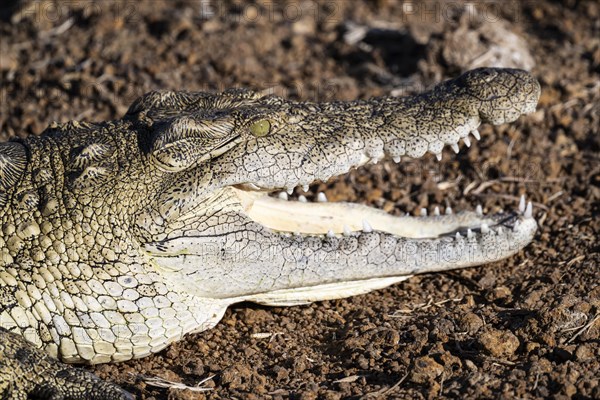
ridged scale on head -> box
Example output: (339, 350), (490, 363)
(65, 134), (117, 191)
(126, 88), (268, 121)
(150, 115), (237, 171)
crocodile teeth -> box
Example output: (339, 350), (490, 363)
(436, 153), (442, 161)
(393, 156), (401, 163)
(317, 192), (328, 202)
(481, 223), (490, 234)
(524, 201), (533, 219)
(302, 184), (309, 192)
(433, 206), (440, 216)
(475, 204), (483, 216)
(471, 129), (481, 140)
(327, 229), (335, 238)
(463, 136), (471, 147)
(455, 232), (462, 239)
(362, 220), (373, 233)
(420, 208), (427, 217)
(445, 207), (452, 215)
(298, 195), (307, 203)
(467, 228), (474, 239)
(519, 195), (526, 213)
(343, 224), (352, 236)
(497, 226), (503, 234)
(278, 192), (289, 201)
(286, 187), (294, 195)
(451, 143), (460, 154)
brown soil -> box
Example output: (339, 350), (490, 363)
(1, 1), (598, 399)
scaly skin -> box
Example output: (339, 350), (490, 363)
(0, 68), (540, 398)
(0, 327), (132, 399)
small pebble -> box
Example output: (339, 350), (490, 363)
(410, 356), (444, 384)
(478, 328), (520, 357)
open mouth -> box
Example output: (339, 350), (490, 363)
(146, 144), (538, 304)
(229, 120), (536, 243)
(235, 184), (535, 241)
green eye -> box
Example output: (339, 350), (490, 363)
(249, 119), (271, 137)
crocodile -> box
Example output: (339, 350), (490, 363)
(0, 68), (540, 398)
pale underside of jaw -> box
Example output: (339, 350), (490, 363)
(238, 187), (534, 241)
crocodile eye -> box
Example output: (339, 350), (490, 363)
(249, 119), (271, 137)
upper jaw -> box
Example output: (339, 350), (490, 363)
(207, 69), (540, 195)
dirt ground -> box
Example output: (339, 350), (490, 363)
(1, 0), (598, 399)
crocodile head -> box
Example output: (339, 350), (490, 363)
(0, 68), (540, 364)
(130, 67), (541, 298)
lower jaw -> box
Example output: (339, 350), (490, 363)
(146, 188), (537, 300)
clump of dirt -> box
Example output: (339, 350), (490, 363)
(1, 0), (598, 399)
